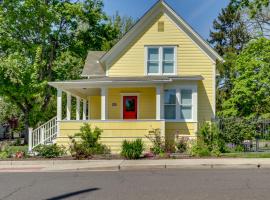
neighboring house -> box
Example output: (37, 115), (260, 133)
(29, 0), (222, 153)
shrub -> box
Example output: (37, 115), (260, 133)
(34, 144), (66, 158)
(69, 123), (110, 159)
(0, 152), (8, 159)
(165, 139), (176, 153)
(190, 140), (211, 157)
(146, 129), (165, 155)
(190, 122), (226, 157)
(176, 137), (188, 153)
(121, 139), (145, 159)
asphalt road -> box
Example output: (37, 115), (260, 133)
(0, 169), (270, 200)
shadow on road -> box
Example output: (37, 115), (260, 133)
(46, 187), (100, 200)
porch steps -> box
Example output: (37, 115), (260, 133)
(28, 117), (58, 152)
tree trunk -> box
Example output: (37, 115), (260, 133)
(23, 119), (30, 145)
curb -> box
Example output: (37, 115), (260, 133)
(1, 159), (270, 172)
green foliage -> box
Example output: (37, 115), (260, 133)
(0, 97), (22, 124)
(176, 137), (188, 153)
(0, 152), (8, 159)
(218, 118), (255, 145)
(232, 0), (269, 17)
(0, 0), (120, 135)
(146, 129), (165, 155)
(33, 144), (66, 158)
(165, 139), (176, 153)
(209, 3), (250, 56)
(69, 123), (110, 159)
(121, 139), (145, 159)
(190, 122), (225, 157)
(220, 38), (270, 118)
(0, 144), (28, 159)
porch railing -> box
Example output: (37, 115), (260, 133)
(28, 116), (58, 152)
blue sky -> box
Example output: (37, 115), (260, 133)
(103, 0), (230, 40)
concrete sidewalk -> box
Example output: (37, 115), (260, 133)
(1, 158), (270, 172)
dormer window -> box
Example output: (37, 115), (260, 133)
(146, 46), (176, 75)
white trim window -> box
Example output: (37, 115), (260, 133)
(180, 89), (192, 120)
(164, 89), (176, 119)
(146, 46), (176, 75)
(164, 85), (197, 122)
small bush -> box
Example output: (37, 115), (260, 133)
(146, 129), (165, 155)
(176, 137), (188, 153)
(190, 140), (211, 157)
(121, 139), (145, 159)
(34, 144), (66, 158)
(69, 123), (110, 159)
(0, 152), (8, 159)
(165, 139), (176, 153)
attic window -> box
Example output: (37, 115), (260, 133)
(158, 21), (164, 32)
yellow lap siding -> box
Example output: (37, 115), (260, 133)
(57, 121), (164, 153)
(107, 87), (156, 120)
(89, 96), (101, 119)
(108, 14), (215, 122)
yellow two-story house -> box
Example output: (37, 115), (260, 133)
(29, 0), (222, 153)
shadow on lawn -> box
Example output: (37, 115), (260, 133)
(46, 187), (100, 200)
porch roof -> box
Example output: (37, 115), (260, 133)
(49, 75), (203, 88)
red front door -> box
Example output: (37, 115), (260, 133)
(123, 96), (137, 119)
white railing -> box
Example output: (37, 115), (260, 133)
(28, 116), (58, 152)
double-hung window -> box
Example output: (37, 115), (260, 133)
(180, 89), (192, 120)
(146, 46), (176, 75)
(164, 87), (197, 121)
(164, 89), (176, 119)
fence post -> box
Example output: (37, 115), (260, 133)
(28, 128), (33, 152)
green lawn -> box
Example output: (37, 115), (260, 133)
(222, 152), (270, 158)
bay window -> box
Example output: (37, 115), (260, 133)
(146, 46), (176, 75)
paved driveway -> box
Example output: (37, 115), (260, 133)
(0, 169), (269, 200)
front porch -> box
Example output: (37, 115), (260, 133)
(43, 76), (201, 153)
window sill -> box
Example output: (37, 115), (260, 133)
(164, 119), (197, 123)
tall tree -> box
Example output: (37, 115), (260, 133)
(220, 38), (270, 118)
(232, 0), (270, 17)
(0, 0), (119, 141)
(209, 3), (250, 56)
(102, 12), (136, 50)
(209, 3), (251, 112)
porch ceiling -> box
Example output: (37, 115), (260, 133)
(48, 75), (203, 98)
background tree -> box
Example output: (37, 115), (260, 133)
(220, 38), (270, 118)
(102, 12), (136, 50)
(0, 0), (119, 142)
(208, 3), (250, 112)
(232, 0), (269, 17)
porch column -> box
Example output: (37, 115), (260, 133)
(66, 92), (71, 120)
(156, 86), (164, 120)
(76, 96), (80, 120)
(101, 87), (108, 120)
(57, 89), (62, 121)
(83, 99), (87, 120)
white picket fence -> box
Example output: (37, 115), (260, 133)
(28, 117), (58, 152)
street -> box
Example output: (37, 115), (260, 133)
(0, 169), (270, 200)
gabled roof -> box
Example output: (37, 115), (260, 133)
(81, 51), (106, 77)
(100, 0), (223, 67)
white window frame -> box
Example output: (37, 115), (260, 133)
(164, 84), (197, 122)
(164, 89), (177, 120)
(145, 46), (177, 75)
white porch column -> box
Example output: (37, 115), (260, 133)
(66, 92), (71, 120)
(156, 86), (164, 120)
(57, 89), (62, 121)
(101, 87), (108, 120)
(83, 99), (87, 120)
(76, 96), (80, 120)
